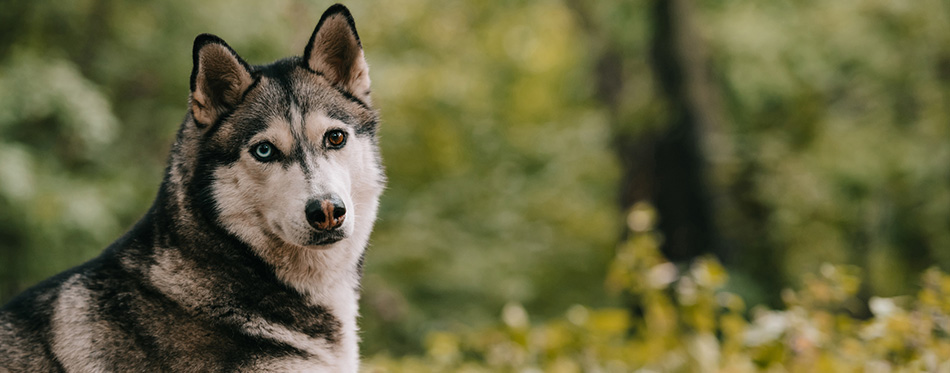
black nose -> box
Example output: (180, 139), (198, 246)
(306, 194), (346, 231)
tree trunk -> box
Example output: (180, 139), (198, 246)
(571, 0), (788, 304)
(623, 0), (720, 262)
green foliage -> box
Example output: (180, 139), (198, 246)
(366, 205), (950, 371)
(697, 0), (950, 298)
(0, 50), (126, 292)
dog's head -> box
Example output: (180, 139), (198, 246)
(173, 5), (383, 253)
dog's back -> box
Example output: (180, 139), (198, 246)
(0, 232), (174, 371)
(1, 265), (82, 372)
(0, 4), (384, 371)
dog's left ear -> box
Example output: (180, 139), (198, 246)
(304, 4), (371, 103)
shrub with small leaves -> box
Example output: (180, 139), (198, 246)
(365, 203), (950, 372)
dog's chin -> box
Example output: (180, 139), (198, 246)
(304, 229), (347, 248)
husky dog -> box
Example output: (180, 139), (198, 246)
(0, 4), (383, 372)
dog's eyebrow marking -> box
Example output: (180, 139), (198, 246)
(325, 107), (353, 124)
(256, 118), (294, 154)
(302, 112), (351, 150)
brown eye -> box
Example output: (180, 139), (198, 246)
(325, 129), (347, 149)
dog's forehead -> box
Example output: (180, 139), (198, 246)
(250, 85), (352, 140)
(225, 77), (358, 136)
(251, 64), (373, 126)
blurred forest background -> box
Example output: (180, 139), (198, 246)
(1, 0), (949, 367)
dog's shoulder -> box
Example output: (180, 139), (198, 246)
(0, 253), (112, 371)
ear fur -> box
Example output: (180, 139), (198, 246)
(189, 34), (254, 128)
(304, 4), (371, 103)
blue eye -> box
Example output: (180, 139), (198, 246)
(252, 142), (277, 161)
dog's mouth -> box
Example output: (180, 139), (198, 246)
(306, 229), (346, 247)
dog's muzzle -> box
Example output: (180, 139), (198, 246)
(306, 194), (346, 231)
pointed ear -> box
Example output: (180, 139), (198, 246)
(304, 4), (371, 102)
(189, 34), (254, 128)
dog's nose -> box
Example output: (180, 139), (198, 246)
(306, 194), (346, 231)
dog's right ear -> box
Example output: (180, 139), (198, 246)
(189, 34), (254, 128)
(304, 4), (371, 102)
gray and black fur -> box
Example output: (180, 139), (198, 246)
(0, 4), (384, 372)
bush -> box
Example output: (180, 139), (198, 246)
(365, 203), (950, 372)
